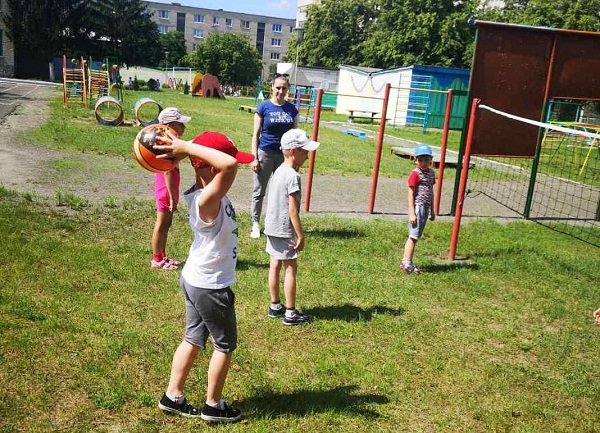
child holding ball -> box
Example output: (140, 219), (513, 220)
(150, 107), (191, 270)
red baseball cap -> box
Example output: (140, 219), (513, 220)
(190, 132), (255, 168)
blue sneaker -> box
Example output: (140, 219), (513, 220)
(283, 309), (311, 326)
(268, 305), (285, 318)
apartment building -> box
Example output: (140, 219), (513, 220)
(296, 0), (321, 28)
(143, 1), (295, 78)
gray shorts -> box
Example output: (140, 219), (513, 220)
(179, 276), (237, 353)
(266, 235), (298, 260)
(408, 204), (429, 240)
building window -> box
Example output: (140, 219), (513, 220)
(226, 18), (233, 27)
(194, 14), (204, 23)
(271, 38), (281, 47)
(158, 25), (168, 34)
(193, 29), (204, 39)
(272, 23), (282, 33)
(270, 52), (280, 60)
(241, 20), (250, 29)
(157, 10), (169, 19)
(212, 16), (220, 26)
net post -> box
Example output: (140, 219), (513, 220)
(368, 83), (391, 214)
(449, 97), (480, 260)
(304, 89), (323, 212)
(435, 89), (453, 215)
(523, 114), (547, 218)
(525, 34), (557, 218)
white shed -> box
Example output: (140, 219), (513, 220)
(336, 64), (471, 128)
(336, 65), (414, 126)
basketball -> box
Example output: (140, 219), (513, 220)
(132, 124), (178, 173)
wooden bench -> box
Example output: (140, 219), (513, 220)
(347, 109), (390, 124)
(238, 105), (255, 113)
(348, 109), (377, 123)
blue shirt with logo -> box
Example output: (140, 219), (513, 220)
(256, 100), (298, 153)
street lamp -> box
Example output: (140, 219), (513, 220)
(164, 51), (169, 72)
(293, 27), (304, 106)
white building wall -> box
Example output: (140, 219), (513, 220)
(337, 67), (414, 125)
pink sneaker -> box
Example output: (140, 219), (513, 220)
(165, 257), (181, 267)
(400, 261), (414, 274)
(412, 265), (424, 274)
(151, 258), (178, 271)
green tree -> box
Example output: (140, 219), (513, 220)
(485, 0), (600, 31)
(2, 0), (89, 75)
(2, 0), (160, 74)
(294, 0), (377, 68)
(86, 0), (160, 66)
(182, 32), (262, 85)
(360, 0), (477, 69)
(159, 31), (187, 68)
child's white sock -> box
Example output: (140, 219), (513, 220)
(166, 393), (185, 404)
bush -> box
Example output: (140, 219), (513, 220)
(147, 78), (157, 91)
(133, 77), (146, 91)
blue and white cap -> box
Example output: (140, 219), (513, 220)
(414, 144), (433, 157)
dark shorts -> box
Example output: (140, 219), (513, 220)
(179, 276), (237, 353)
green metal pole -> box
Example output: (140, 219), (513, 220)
(523, 111), (547, 218)
(524, 34), (558, 218)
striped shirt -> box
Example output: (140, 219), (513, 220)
(408, 167), (435, 206)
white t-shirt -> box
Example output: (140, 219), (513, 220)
(264, 164), (301, 238)
(181, 186), (238, 289)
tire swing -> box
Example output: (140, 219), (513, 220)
(94, 95), (124, 126)
(133, 97), (163, 126)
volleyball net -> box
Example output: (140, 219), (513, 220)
(464, 103), (600, 247)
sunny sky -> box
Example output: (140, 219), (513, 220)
(151, 0), (298, 20)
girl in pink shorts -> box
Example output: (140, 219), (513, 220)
(151, 107), (192, 270)
(151, 167), (181, 270)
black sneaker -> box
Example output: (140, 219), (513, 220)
(201, 400), (242, 423)
(268, 305), (285, 318)
(158, 393), (200, 417)
(283, 309), (312, 326)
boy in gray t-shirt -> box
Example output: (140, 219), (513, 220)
(264, 129), (320, 325)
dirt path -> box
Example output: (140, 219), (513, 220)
(0, 84), (520, 222)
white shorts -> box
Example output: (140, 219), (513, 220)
(266, 235), (298, 260)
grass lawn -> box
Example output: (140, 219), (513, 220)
(1, 89), (599, 432)
(27, 88), (456, 179)
(1, 187), (598, 432)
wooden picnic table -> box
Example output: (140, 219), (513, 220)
(348, 109), (379, 123)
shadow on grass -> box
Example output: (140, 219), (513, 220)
(424, 262), (479, 273)
(305, 304), (404, 322)
(237, 259), (270, 270)
(307, 228), (365, 239)
(241, 384), (389, 419)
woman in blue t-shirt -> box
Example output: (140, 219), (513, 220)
(249, 73), (299, 239)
